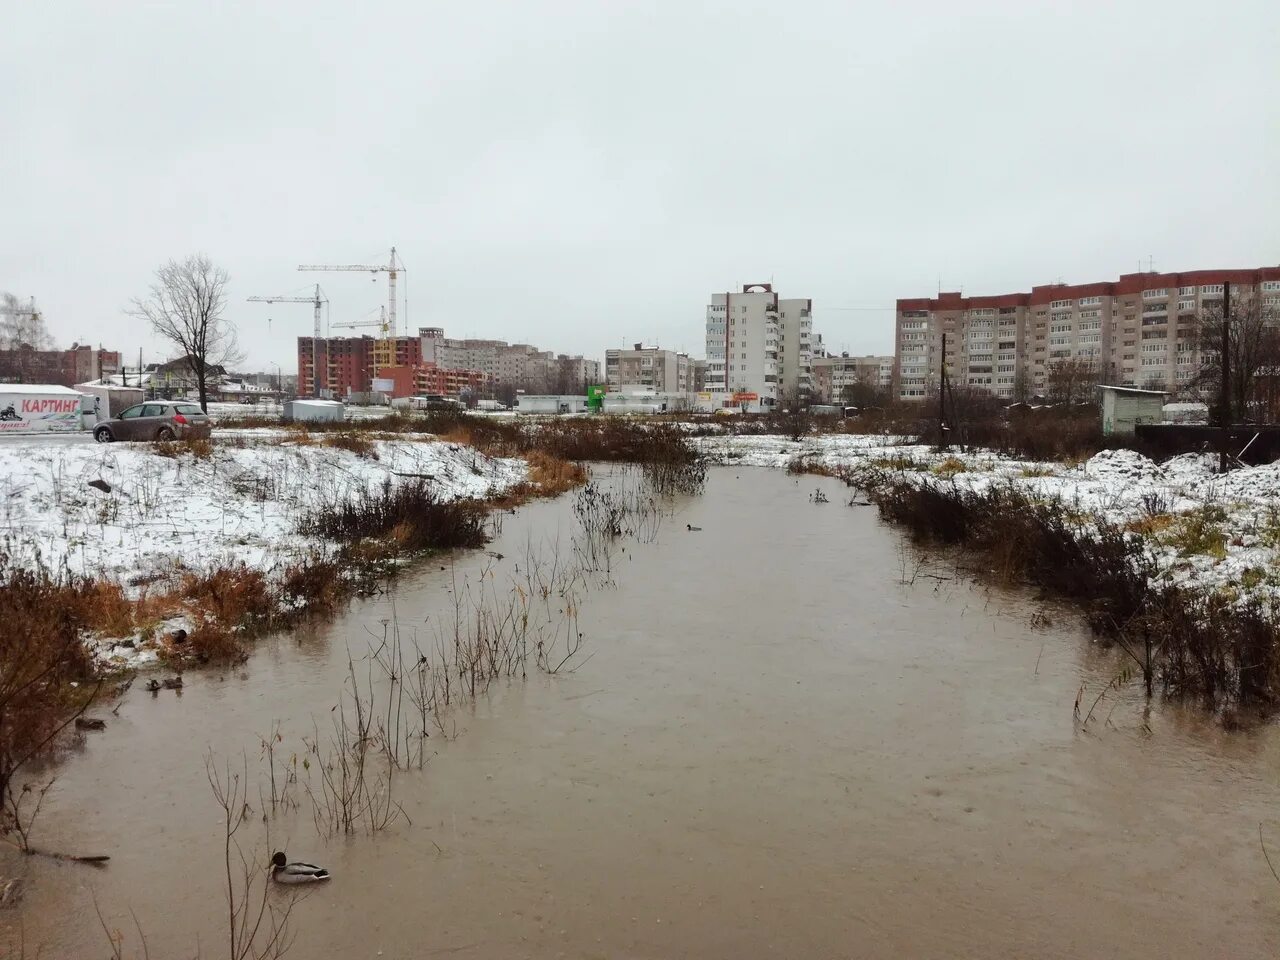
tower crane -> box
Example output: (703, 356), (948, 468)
(332, 307), (392, 376)
(246, 284), (327, 397)
(298, 247), (403, 338)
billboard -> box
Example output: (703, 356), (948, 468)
(371, 378), (395, 393)
(0, 389), (86, 432)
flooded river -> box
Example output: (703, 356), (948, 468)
(5, 467), (1280, 958)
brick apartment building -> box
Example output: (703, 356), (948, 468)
(0, 343), (121, 386)
(298, 327), (599, 399)
(894, 266), (1280, 401)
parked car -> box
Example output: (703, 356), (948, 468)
(93, 401), (213, 442)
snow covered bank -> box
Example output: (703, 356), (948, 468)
(695, 433), (1280, 604)
(0, 433), (527, 585)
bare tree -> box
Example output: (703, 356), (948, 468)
(776, 385), (810, 441)
(0, 293), (54, 351)
(1046, 358), (1101, 404)
(127, 256), (242, 412)
(0, 294), (56, 382)
(840, 380), (889, 410)
(1194, 291), (1280, 423)
(1010, 369), (1031, 404)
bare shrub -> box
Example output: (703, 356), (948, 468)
(298, 480), (488, 553)
(0, 555), (102, 849)
(320, 433), (378, 459)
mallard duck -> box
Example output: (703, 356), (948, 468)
(686, 524), (702, 531)
(270, 851), (330, 884)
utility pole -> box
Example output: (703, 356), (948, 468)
(1220, 282), (1232, 473)
(937, 331), (949, 451)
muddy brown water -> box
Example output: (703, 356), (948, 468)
(4, 467), (1280, 958)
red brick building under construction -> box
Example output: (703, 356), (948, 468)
(297, 335), (484, 399)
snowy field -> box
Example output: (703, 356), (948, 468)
(0, 432), (526, 585)
(695, 433), (1280, 604)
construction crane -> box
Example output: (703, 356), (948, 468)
(332, 307), (392, 375)
(246, 284), (327, 397)
(298, 247), (403, 338)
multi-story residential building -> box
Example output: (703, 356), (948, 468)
(419, 328), (597, 393)
(704, 284), (816, 408)
(811, 354), (895, 403)
(0, 342), (122, 386)
(298, 329), (598, 399)
(894, 266), (1280, 401)
(691, 359), (707, 392)
(604, 344), (691, 393)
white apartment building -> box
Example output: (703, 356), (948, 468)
(704, 284), (815, 408)
(605, 344), (691, 393)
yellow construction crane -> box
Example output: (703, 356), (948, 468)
(246, 284), (327, 397)
(298, 247), (403, 337)
(332, 307), (392, 375)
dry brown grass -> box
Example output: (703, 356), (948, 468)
(1125, 514), (1176, 536)
(320, 432), (378, 459)
(786, 458), (838, 477)
(151, 436), (214, 459)
(523, 451), (588, 495)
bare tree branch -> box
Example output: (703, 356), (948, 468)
(126, 255), (243, 412)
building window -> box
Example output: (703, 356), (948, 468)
(1143, 288), (1168, 299)
(1077, 296), (1102, 306)
(1200, 284), (1224, 295)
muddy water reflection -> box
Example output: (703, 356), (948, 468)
(7, 467), (1280, 958)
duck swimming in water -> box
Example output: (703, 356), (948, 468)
(686, 524), (702, 531)
(270, 851), (330, 884)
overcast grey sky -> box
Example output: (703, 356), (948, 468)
(3, 0), (1278, 371)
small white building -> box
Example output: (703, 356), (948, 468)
(516, 395), (588, 415)
(1099, 385), (1167, 436)
(284, 399), (346, 423)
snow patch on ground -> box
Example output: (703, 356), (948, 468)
(0, 432), (527, 586)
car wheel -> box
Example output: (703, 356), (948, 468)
(156, 426), (176, 441)
(94, 427), (113, 443)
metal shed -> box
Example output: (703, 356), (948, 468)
(1099, 385), (1168, 436)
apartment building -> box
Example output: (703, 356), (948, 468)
(705, 284), (815, 407)
(299, 329), (598, 399)
(895, 266), (1280, 401)
(811, 354), (895, 403)
(604, 344), (691, 393)
(0, 342), (122, 386)
(420, 327), (598, 392)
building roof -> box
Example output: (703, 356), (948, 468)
(0, 383), (85, 396)
(1097, 384), (1169, 396)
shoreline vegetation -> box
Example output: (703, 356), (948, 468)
(855, 471), (1278, 720)
(0, 414), (711, 857)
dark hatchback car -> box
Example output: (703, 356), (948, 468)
(93, 401), (213, 442)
